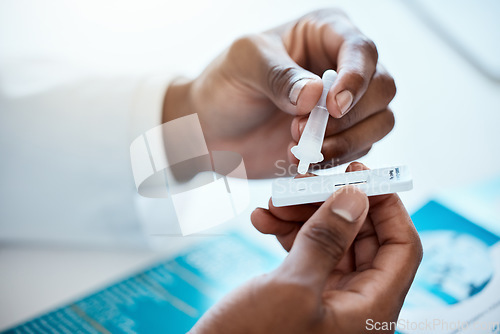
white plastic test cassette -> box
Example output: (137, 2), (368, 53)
(272, 166), (413, 207)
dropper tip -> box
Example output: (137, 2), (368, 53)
(297, 160), (310, 174)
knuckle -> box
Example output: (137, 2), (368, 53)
(228, 34), (259, 55)
(377, 71), (397, 103)
(379, 108), (396, 134)
(363, 145), (373, 157)
(417, 242), (424, 265)
(386, 109), (396, 130)
(226, 34), (261, 69)
(350, 35), (379, 63)
(384, 75), (397, 101)
(411, 229), (424, 265)
(303, 224), (348, 262)
(267, 65), (296, 97)
(365, 38), (379, 63)
(343, 69), (368, 91)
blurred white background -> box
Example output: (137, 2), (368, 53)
(1, 0), (499, 330)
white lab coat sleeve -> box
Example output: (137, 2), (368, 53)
(128, 75), (172, 143)
(0, 66), (174, 247)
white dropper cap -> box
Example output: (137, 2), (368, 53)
(291, 70), (337, 174)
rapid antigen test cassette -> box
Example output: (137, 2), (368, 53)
(272, 166), (413, 207)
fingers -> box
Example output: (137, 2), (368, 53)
(341, 163), (422, 300)
(251, 189), (319, 251)
(365, 195), (423, 293)
(288, 109), (394, 166)
(321, 110), (393, 162)
(345, 161), (369, 173)
(251, 208), (297, 235)
(226, 34), (323, 116)
(320, 15), (378, 117)
(277, 186), (369, 292)
(252, 174), (320, 251)
(279, 10), (381, 118)
(326, 37), (377, 117)
(251, 208), (304, 251)
(267, 198), (319, 222)
(290, 65), (396, 141)
(330, 65), (395, 133)
(345, 163), (379, 271)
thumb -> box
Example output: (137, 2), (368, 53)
(278, 186), (369, 290)
(263, 60), (323, 115)
(233, 35), (323, 115)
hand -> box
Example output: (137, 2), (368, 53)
(163, 9), (396, 178)
(190, 162), (422, 333)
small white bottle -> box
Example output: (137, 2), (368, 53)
(291, 70), (337, 174)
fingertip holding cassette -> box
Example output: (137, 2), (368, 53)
(272, 166), (413, 207)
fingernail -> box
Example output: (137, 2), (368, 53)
(336, 90), (353, 115)
(330, 187), (367, 223)
(298, 119), (307, 134)
(289, 79), (311, 105)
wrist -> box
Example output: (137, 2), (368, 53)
(162, 76), (196, 124)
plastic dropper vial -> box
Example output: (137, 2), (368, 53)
(291, 70), (338, 174)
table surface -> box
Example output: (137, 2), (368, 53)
(1, 0), (499, 330)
